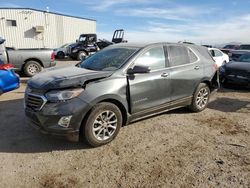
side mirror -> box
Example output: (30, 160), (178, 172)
(127, 65), (150, 74)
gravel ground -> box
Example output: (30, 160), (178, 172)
(0, 60), (250, 187)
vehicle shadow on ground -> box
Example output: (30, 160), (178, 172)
(208, 97), (250, 113)
(0, 99), (90, 153)
(208, 87), (250, 113)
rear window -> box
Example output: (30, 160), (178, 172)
(239, 45), (250, 50)
(168, 46), (189, 66)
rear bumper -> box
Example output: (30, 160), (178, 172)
(50, 61), (56, 67)
(43, 61), (56, 68)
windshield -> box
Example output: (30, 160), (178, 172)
(79, 36), (87, 43)
(223, 45), (234, 49)
(80, 47), (138, 71)
(238, 54), (250, 63)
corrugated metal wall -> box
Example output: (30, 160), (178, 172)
(0, 9), (96, 48)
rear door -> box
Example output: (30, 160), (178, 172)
(128, 45), (171, 114)
(167, 45), (203, 101)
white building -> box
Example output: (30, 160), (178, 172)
(0, 8), (96, 48)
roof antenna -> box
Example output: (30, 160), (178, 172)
(46, 6), (50, 12)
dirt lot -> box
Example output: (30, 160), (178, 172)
(0, 61), (250, 187)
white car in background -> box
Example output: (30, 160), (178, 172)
(208, 48), (229, 67)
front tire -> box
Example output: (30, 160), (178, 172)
(189, 83), (210, 112)
(77, 51), (87, 61)
(23, 61), (42, 77)
(82, 102), (122, 147)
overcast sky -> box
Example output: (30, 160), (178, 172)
(0, 0), (250, 45)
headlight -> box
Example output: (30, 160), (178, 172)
(72, 49), (78, 53)
(45, 88), (84, 102)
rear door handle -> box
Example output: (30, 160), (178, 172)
(194, 66), (200, 70)
(161, 73), (169, 77)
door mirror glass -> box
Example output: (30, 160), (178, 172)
(127, 65), (150, 74)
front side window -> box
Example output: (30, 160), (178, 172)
(134, 46), (166, 71)
(168, 46), (189, 66)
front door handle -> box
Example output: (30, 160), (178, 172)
(161, 73), (169, 77)
(194, 66), (200, 70)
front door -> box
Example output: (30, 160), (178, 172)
(128, 45), (171, 114)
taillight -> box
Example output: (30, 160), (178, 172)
(0, 63), (14, 70)
(51, 52), (55, 60)
(213, 63), (218, 70)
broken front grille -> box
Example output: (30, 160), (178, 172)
(26, 93), (47, 111)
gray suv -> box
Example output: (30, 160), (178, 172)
(25, 43), (218, 147)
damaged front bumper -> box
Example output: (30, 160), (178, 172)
(25, 97), (91, 142)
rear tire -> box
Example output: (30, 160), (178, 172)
(189, 83), (210, 112)
(82, 102), (122, 147)
(23, 61), (42, 77)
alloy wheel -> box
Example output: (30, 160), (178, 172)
(92, 110), (118, 141)
(196, 88), (209, 109)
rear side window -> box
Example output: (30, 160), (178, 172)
(134, 46), (166, 71)
(168, 46), (189, 66)
(239, 45), (250, 50)
(188, 49), (198, 63)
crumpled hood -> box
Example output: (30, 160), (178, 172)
(27, 66), (113, 90)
